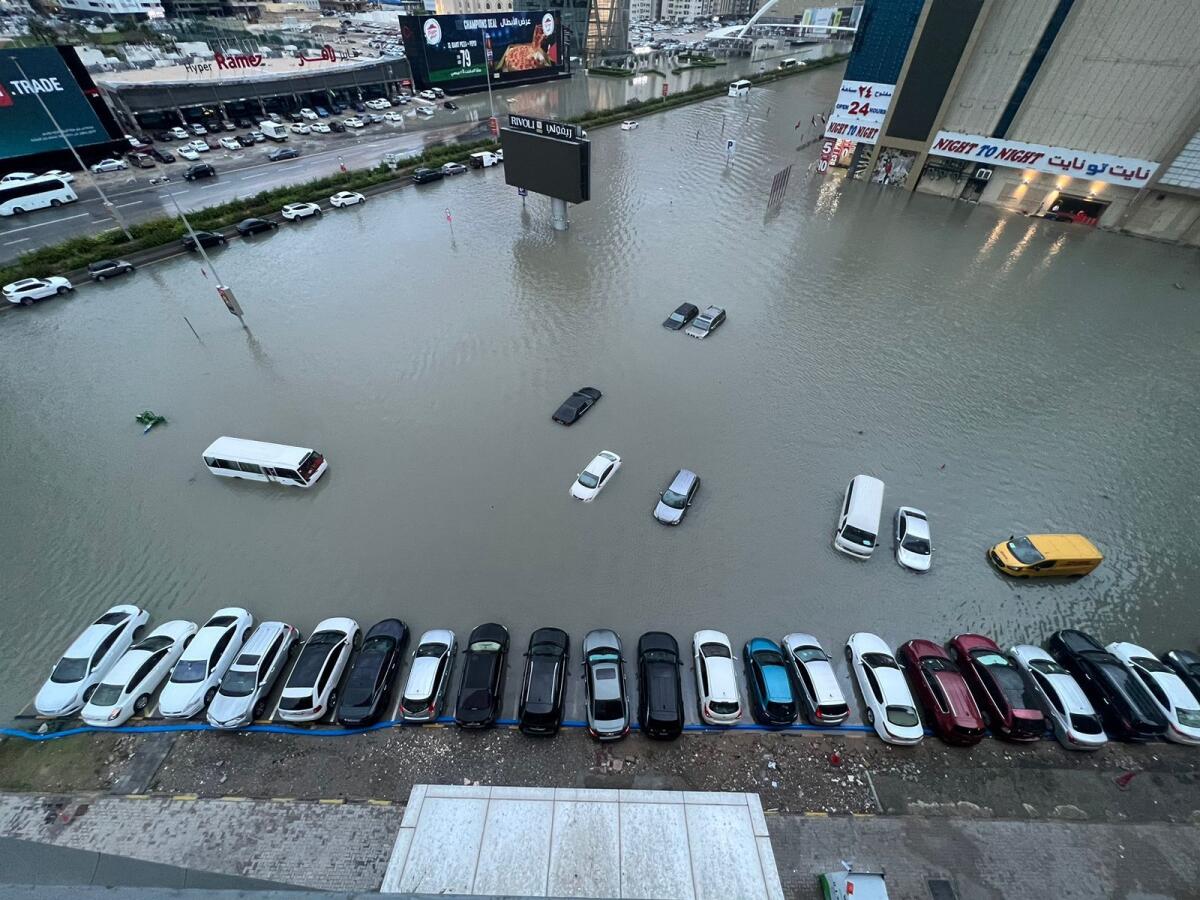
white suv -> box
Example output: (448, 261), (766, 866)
(693, 630), (741, 725)
(4, 276), (73, 306)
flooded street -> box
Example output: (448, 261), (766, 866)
(2, 62), (1198, 724)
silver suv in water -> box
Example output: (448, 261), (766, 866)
(653, 469), (700, 525)
(207, 621), (300, 729)
(684, 305), (726, 339)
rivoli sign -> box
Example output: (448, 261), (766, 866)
(930, 131), (1159, 188)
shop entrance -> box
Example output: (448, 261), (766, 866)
(1040, 193), (1110, 226)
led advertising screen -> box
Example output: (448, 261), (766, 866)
(0, 47), (113, 163)
(500, 126), (589, 204)
(399, 12), (566, 92)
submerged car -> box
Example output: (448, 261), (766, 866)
(894, 507), (932, 572)
(743, 638), (797, 726)
(441, 162), (468, 176)
(181, 231), (225, 250)
(4, 277), (73, 305)
(235, 217), (278, 236)
(411, 167), (443, 184)
(637, 631), (683, 739)
(621, 120), (639, 131)
(652, 468), (699, 525)
(1108, 641), (1200, 745)
(781, 633), (849, 725)
(662, 302), (699, 330)
(1010, 644), (1106, 750)
(207, 621), (301, 729)
(276, 618), (360, 723)
(1047, 629), (1167, 741)
(584, 629), (629, 740)
(336, 619), (408, 727)
(684, 305), (726, 339)
(81, 620), (197, 727)
(158, 607), (253, 719)
(330, 191), (365, 207)
(401, 629), (457, 723)
(898, 639), (984, 745)
(455, 623), (508, 728)
(949, 633), (1045, 741)
(570, 450), (621, 501)
(552, 387), (602, 425)
(693, 629), (741, 725)
(518, 627), (570, 735)
(281, 202), (321, 221)
(35, 605), (149, 717)
(846, 632), (922, 745)
(87, 259), (135, 282)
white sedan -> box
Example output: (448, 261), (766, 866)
(188, 140), (210, 153)
(4, 276), (74, 306)
(894, 507), (932, 572)
(344, 117), (366, 129)
(569, 450), (621, 502)
(621, 120), (639, 131)
(81, 620), (197, 727)
(157, 607), (254, 719)
(312, 122), (332, 134)
(1, 171), (37, 184)
(1108, 641), (1200, 745)
(385, 112), (404, 123)
(1010, 644), (1106, 750)
(291, 123), (312, 135)
(169, 126), (190, 140)
(330, 190), (366, 208)
(416, 106), (435, 117)
(419, 90), (437, 100)
(276, 617), (360, 723)
(42, 169), (75, 183)
(178, 146), (200, 161)
(219, 137), (241, 151)
(35, 605), (150, 717)
(846, 632), (923, 745)
(281, 202), (322, 221)
(90, 158), (128, 173)
(693, 630), (741, 725)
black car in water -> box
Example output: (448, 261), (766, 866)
(336, 619), (408, 727)
(518, 627), (569, 736)
(87, 258), (135, 281)
(411, 167), (444, 184)
(455, 623), (509, 728)
(1163, 649), (1200, 701)
(637, 632), (684, 739)
(1047, 630), (1168, 741)
(662, 303), (699, 330)
(184, 163), (216, 181)
(236, 217), (278, 236)
(552, 387), (602, 425)
(181, 230), (226, 250)
(268, 147), (300, 162)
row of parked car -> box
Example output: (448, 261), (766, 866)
(33, 605), (1200, 750)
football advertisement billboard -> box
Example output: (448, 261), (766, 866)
(399, 12), (566, 92)
(0, 47), (114, 163)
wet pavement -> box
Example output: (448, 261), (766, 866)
(2, 59), (1199, 734)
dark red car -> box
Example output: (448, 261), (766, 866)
(899, 639), (985, 745)
(949, 633), (1045, 741)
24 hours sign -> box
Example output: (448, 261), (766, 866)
(823, 80), (894, 145)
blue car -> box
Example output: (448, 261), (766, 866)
(315, 106), (330, 118)
(743, 638), (798, 726)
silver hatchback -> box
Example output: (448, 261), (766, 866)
(653, 469), (700, 525)
(583, 629), (628, 740)
(207, 621), (300, 729)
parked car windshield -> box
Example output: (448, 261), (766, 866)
(1007, 537), (1045, 564)
(220, 669), (257, 697)
(862, 653), (897, 669)
(416, 643), (447, 658)
(841, 524), (876, 548)
(886, 705), (919, 727)
(901, 534), (931, 554)
(89, 683), (123, 707)
(50, 657), (88, 683)
(171, 659), (207, 683)
(701, 642), (731, 659)
(578, 471), (600, 489)
(1177, 708), (1200, 728)
(661, 488), (688, 510)
(792, 646), (828, 664)
(1029, 658), (1069, 676)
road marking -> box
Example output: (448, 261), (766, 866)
(278, 164), (303, 171)
(116, 200), (143, 208)
(0, 212), (89, 237)
(171, 794), (199, 801)
(318, 798), (345, 805)
(240, 172), (270, 180)
(3, 237), (29, 246)
(367, 799), (393, 806)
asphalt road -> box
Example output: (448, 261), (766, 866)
(0, 115), (490, 265)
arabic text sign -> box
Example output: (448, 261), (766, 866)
(930, 131), (1159, 188)
(823, 79), (893, 146)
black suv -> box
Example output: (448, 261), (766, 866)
(268, 147), (300, 162)
(181, 230), (226, 251)
(517, 628), (569, 735)
(1047, 630), (1168, 741)
(637, 632), (684, 739)
(148, 148), (175, 164)
(184, 163), (216, 181)
(236, 217), (278, 236)
(87, 259), (135, 282)
(411, 167), (444, 184)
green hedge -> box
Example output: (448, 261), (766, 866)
(587, 66), (634, 77)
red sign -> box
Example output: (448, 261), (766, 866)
(662, 84), (669, 98)
(215, 52), (264, 70)
(0, 83), (11, 108)
(488, 116), (499, 136)
(298, 45), (338, 67)
(817, 137), (836, 174)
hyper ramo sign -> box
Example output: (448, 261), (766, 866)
(0, 47), (112, 163)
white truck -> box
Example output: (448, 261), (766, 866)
(259, 121), (289, 142)
(468, 151), (500, 169)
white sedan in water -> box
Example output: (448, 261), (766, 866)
(281, 202), (322, 221)
(621, 120), (639, 131)
(569, 450), (621, 502)
(846, 632), (923, 745)
(312, 122), (332, 134)
(157, 607), (254, 719)
(35, 605), (149, 717)
(178, 146), (200, 161)
(330, 190), (365, 208)
(1108, 641), (1200, 745)
(90, 158), (128, 173)
(42, 169), (75, 183)
(81, 620), (197, 727)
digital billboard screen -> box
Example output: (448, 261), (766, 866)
(399, 12), (566, 92)
(0, 47), (114, 163)
(500, 127), (589, 204)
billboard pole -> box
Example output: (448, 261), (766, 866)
(9, 54), (133, 242)
(482, 31), (496, 121)
(164, 188), (245, 328)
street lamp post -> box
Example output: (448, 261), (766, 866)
(9, 54), (133, 242)
(163, 188), (245, 327)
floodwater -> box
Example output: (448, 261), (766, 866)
(2, 62), (1198, 726)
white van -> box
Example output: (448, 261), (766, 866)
(469, 151), (499, 169)
(202, 436), (328, 488)
(834, 475), (884, 558)
(728, 79), (751, 97)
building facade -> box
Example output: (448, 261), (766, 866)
(434, 0), (513, 13)
(585, 0), (627, 55)
(56, 0), (164, 18)
(819, 0), (1200, 245)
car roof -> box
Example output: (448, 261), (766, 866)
(849, 632), (892, 656)
(704, 656), (738, 701)
(902, 638), (949, 660)
(62, 605), (139, 656)
(530, 627), (568, 648)
(1054, 629), (1104, 654)
(747, 637), (781, 655)
(235, 621), (291, 660)
(873, 665), (910, 702)
(699, 305), (722, 317)
(761, 664), (792, 701)
(902, 512), (930, 538)
(668, 469), (697, 491)
(584, 454), (614, 475)
(1026, 533), (1102, 559)
(694, 629), (730, 647)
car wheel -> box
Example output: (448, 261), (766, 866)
(20, 296), (34, 307)
(204, 688), (217, 706)
(864, 707), (875, 725)
(253, 700), (266, 719)
(11, 206), (25, 214)
(134, 694), (150, 713)
(50, 199), (62, 208)
(96, 274), (106, 282)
